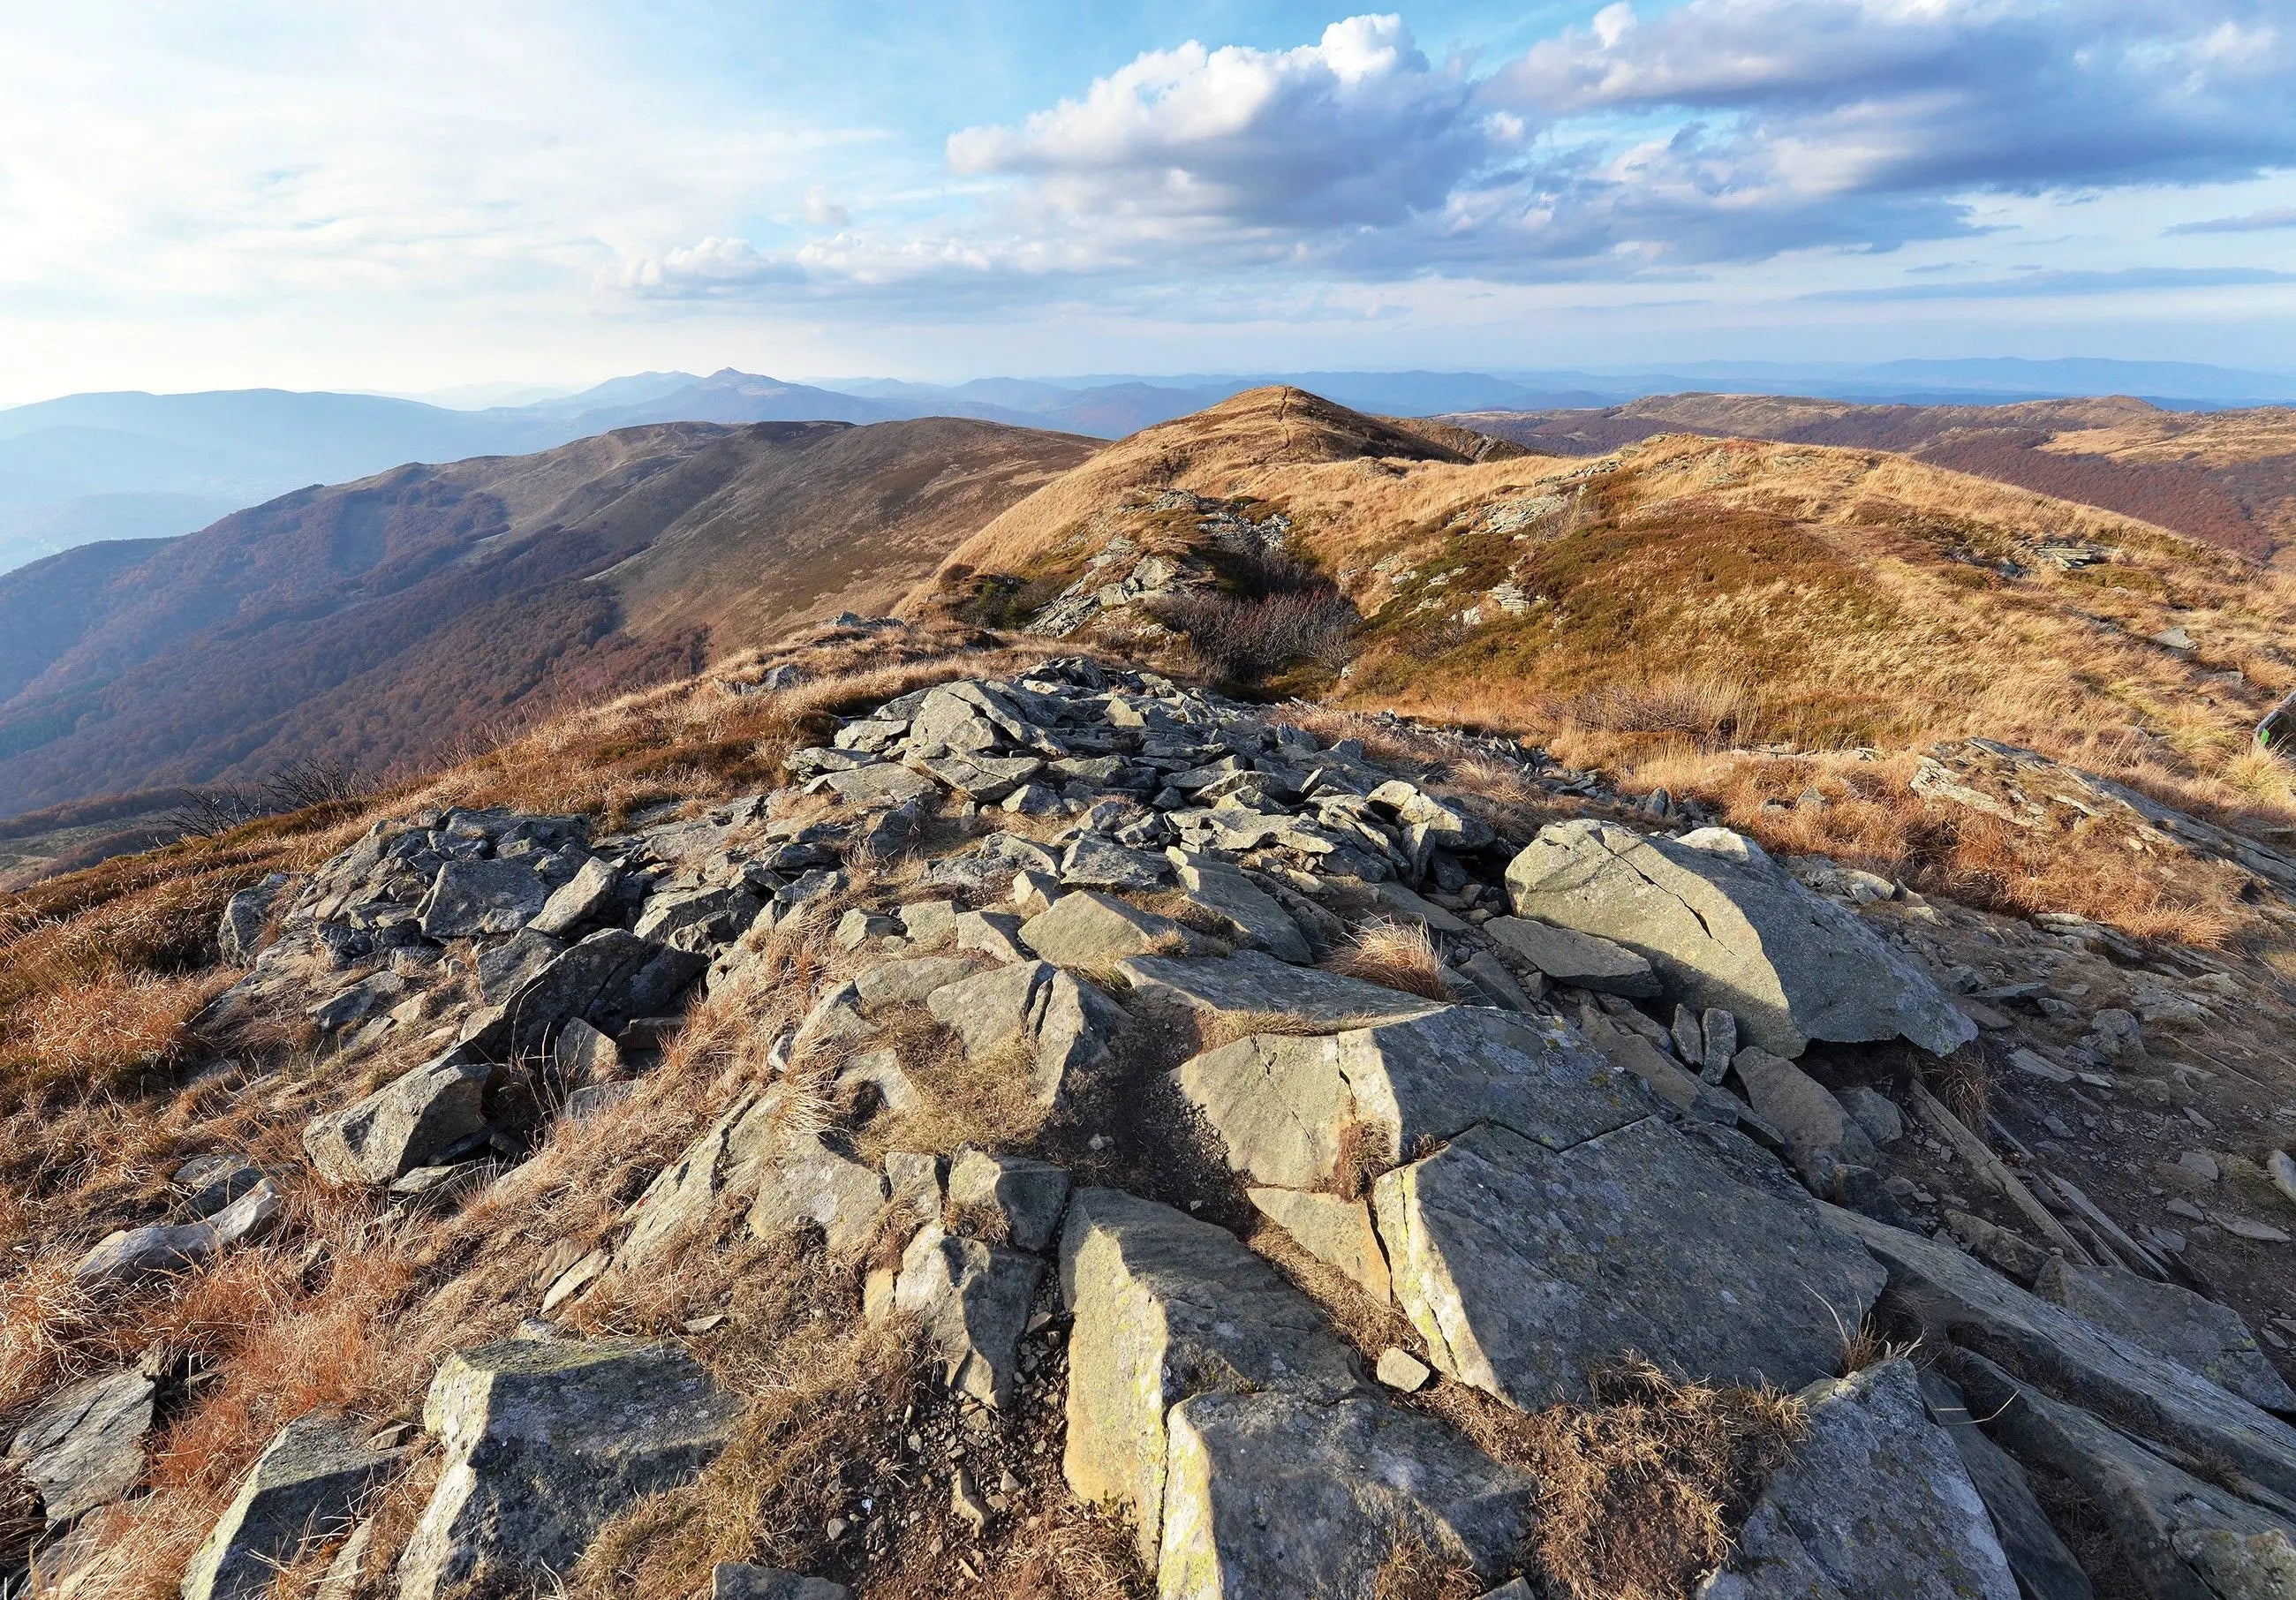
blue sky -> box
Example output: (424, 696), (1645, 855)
(3, 0), (2293, 403)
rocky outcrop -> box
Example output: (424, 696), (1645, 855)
(396, 1339), (740, 1599)
(1506, 819), (1975, 1056)
(925, 961), (1126, 1105)
(892, 1222), (1042, 1408)
(7, 1362), (159, 1527)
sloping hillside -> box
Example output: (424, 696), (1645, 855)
(0, 419), (1095, 819)
(1444, 394), (2296, 562)
(911, 387), (2296, 936)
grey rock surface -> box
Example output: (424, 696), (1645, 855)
(1376, 1119), (1884, 1406)
(1116, 950), (1442, 1033)
(1917, 1369), (2097, 1600)
(746, 1136), (888, 1252)
(1169, 854), (1312, 963)
(711, 1565), (851, 1600)
(8, 1364), (156, 1525)
(1482, 915), (1658, 996)
(1249, 1186), (1392, 1302)
(502, 930), (706, 1060)
(1021, 890), (1195, 968)
(945, 1149), (1070, 1251)
(396, 1339), (740, 1599)
(1159, 1389), (1534, 1598)
(74, 1178), (285, 1285)
(925, 960), (1126, 1105)
(893, 1222), (1043, 1408)
(528, 856), (620, 937)
(1824, 1205), (2296, 1507)
(1697, 1360), (2017, 1600)
(2032, 1258), (2296, 1415)
(1505, 820), (1975, 1056)
(1061, 1188), (1364, 1561)
(181, 1411), (400, 1600)
(417, 858), (551, 940)
(305, 1051), (491, 1185)
(1732, 1046), (1874, 1183)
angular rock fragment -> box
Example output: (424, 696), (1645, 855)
(1159, 1389), (1532, 1597)
(417, 859), (551, 940)
(1061, 834), (1169, 891)
(1168, 854), (1312, 963)
(1249, 1186), (1391, 1301)
(181, 1412), (401, 1600)
(217, 874), (291, 964)
(2032, 1258), (2296, 1415)
(74, 1178), (285, 1286)
(305, 1051), (491, 1185)
(502, 930), (706, 1060)
(1482, 916), (1658, 996)
(476, 927), (563, 1003)
(527, 856), (621, 937)
(1115, 951), (1441, 1034)
(1376, 1119), (1884, 1406)
(8, 1363), (157, 1525)
(824, 762), (937, 809)
(1021, 890), (1195, 968)
(1732, 1047), (1875, 1184)
(174, 1153), (266, 1219)
(1505, 820), (1975, 1056)
(1177, 1006), (1647, 1192)
(711, 1565), (851, 1600)
(1698, 1360), (2017, 1600)
(893, 1222), (1042, 1408)
(851, 953), (980, 1011)
(633, 884), (761, 948)
(746, 1136), (888, 1252)
(1916, 1370), (2098, 1600)
(925, 961), (1126, 1105)
(945, 1149), (1069, 1251)
(396, 1339), (740, 1599)
(1824, 1205), (2296, 1506)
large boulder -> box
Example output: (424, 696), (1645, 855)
(1504, 820), (1974, 1057)
(304, 1051), (491, 1185)
(500, 930), (706, 1060)
(1374, 1119), (1884, 1407)
(396, 1339), (740, 1599)
(944, 1150), (1069, 1252)
(7, 1363), (157, 1526)
(417, 859), (552, 940)
(1697, 1359), (2017, 1600)
(181, 1412), (401, 1600)
(1175, 1006), (1650, 1193)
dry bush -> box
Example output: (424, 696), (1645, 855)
(1327, 919), (1453, 1002)
(1548, 675), (1760, 747)
(1149, 586), (1360, 682)
(1433, 1361), (1805, 1600)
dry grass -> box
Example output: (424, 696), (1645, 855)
(1431, 1362), (1805, 1600)
(1326, 919), (1453, 1002)
(1371, 1542), (1484, 1600)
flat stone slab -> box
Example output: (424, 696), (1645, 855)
(1249, 1187), (1391, 1302)
(746, 1136), (888, 1253)
(397, 1339), (741, 1600)
(824, 763), (938, 809)
(1824, 1204), (2296, 1508)
(1114, 951), (1443, 1033)
(8, 1364), (155, 1525)
(1159, 1389), (1534, 1598)
(1698, 1360), (2017, 1600)
(1170, 855), (1312, 964)
(1375, 1119), (1884, 1407)
(1505, 820), (1974, 1057)
(893, 1222), (1042, 1408)
(182, 1411), (401, 1600)
(1915, 1370), (2097, 1600)
(1177, 1006), (1650, 1192)
(2032, 1257), (2296, 1415)
(1483, 916), (1658, 996)
(1021, 890), (1195, 968)
(418, 858), (551, 940)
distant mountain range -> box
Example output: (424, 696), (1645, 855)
(4, 357), (2292, 574)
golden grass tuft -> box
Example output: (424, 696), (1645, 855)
(1432, 1361), (1805, 1600)
(1370, 1542), (1484, 1600)
(1326, 919), (1453, 1001)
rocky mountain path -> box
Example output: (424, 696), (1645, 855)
(7, 646), (2294, 1599)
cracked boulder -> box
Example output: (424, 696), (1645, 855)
(1375, 1118), (1884, 1406)
(417, 858), (552, 940)
(1176, 1005), (1650, 1193)
(1505, 819), (1975, 1057)
(396, 1339), (740, 1600)
(1697, 1359), (2017, 1600)
(304, 1050), (492, 1185)
(181, 1411), (402, 1600)
(500, 930), (706, 1060)
(925, 961), (1126, 1105)
(1061, 1189), (1532, 1594)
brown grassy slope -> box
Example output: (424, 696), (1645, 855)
(906, 388), (2296, 934)
(0, 419), (1092, 821)
(1443, 394), (2296, 562)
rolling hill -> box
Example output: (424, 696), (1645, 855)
(0, 416), (1095, 820)
(1442, 393), (2296, 562)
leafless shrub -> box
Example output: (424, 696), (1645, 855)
(163, 757), (370, 839)
(1148, 587), (1360, 681)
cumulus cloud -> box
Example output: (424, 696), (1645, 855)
(607, 3), (2296, 306)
